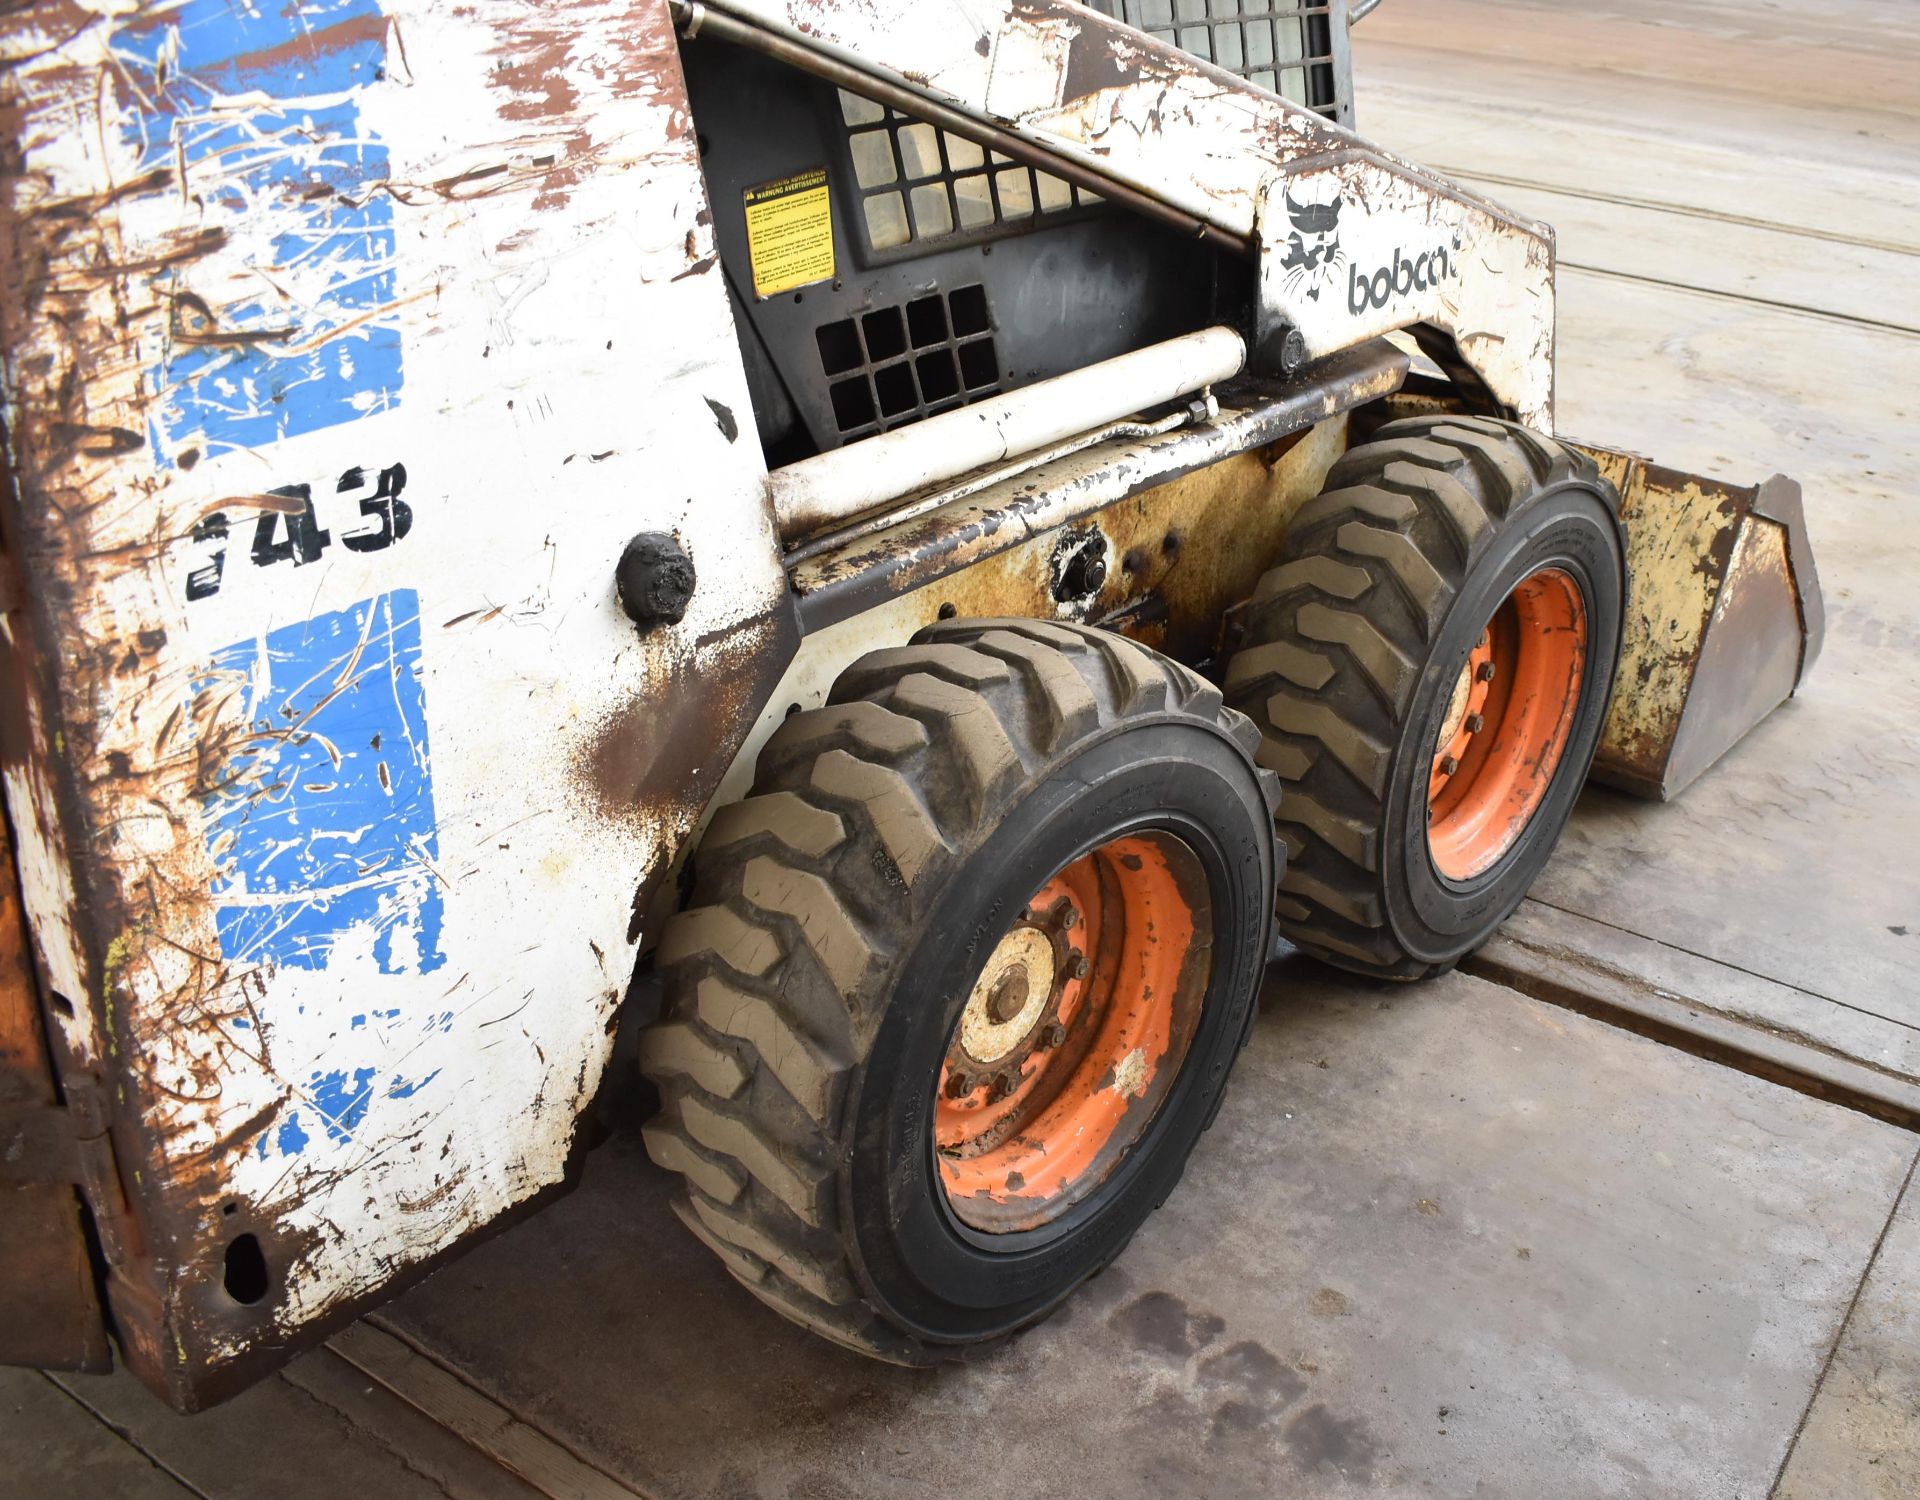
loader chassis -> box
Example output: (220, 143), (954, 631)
(0, 0), (1818, 1403)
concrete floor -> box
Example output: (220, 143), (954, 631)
(292, 971), (1920, 1498)
(6, 2), (1917, 1496)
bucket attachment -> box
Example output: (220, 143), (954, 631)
(1573, 445), (1824, 801)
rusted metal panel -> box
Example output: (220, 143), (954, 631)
(1, 0), (792, 1406)
(1577, 454), (1822, 801)
(696, 0), (1555, 425)
(0, 815), (111, 1372)
(714, 411), (1356, 825)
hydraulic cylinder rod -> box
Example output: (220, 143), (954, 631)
(769, 325), (1248, 540)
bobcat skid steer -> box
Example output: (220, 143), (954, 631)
(0, 0), (1821, 1403)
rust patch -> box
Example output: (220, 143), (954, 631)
(479, 0), (681, 214)
(111, 8), (392, 72)
(572, 601), (799, 945)
(0, 813), (111, 1370)
(793, 421), (1348, 685)
(395, 1165), (471, 1214)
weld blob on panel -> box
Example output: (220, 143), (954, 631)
(195, 590), (444, 977)
(110, 0), (404, 466)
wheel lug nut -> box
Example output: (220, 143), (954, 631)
(1465, 714), (1485, 733)
(990, 1072), (1018, 1101)
(1440, 755), (1460, 775)
(1059, 906), (1079, 931)
(1068, 953), (1089, 980)
(1044, 1021), (1067, 1048)
(947, 1070), (975, 1098)
(1476, 662), (1496, 682)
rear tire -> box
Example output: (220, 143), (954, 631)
(640, 619), (1277, 1361)
(1224, 414), (1625, 978)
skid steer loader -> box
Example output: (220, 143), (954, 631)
(0, 0), (1820, 1404)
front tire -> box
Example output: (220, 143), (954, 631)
(640, 619), (1277, 1362)
(1224, 414), (1625, 979)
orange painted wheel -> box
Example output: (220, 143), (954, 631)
(1427, 567), (1588, 881)
(645, 616), (1278, 1363)
(934, 831), (1210, 1234)
(1225, 413), (1623, 978)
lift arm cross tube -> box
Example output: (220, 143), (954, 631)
(769, 326), (1249, 541)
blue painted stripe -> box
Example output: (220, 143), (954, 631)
(113, 0), (403, 464)
(198, 589), (445, 976)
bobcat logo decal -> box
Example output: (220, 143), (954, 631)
(1277, 186), (1344, 302)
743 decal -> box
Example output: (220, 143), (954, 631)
(187, 461), (412, 602)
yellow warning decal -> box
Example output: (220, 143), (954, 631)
(743, 168), (835, 299)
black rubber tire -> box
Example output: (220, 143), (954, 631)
(639, 619), (1277, 1362)
(1223, 414), (1625, 979)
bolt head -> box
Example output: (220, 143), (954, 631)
(1440, 754), (1460, 776)
(1059, 906), (1079, 931)
(616, 532), (695, 628)
(1044, 1021), (1068, 1048)
(1266, 324), (1309, 375)
(1465, 713), (1485, 734)
(1051, 530), (1109, 603)
(946, 1070), (975, 1099)
(1069, 953), (1090, 980)
(1477, 661), (1497, 682)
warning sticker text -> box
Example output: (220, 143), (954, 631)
(744, 168), (836, 299)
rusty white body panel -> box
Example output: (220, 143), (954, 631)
(701, 0), (1556, 425)
(1, 0), (786, 1396)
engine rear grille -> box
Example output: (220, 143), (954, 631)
(814, 283), (1003, 440)
(836, 90), (1101, 257)
(1085, 0), (1350, 124)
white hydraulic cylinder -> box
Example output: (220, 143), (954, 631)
(768, 324), (1247, 539)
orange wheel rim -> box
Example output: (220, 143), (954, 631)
(1427, 567), (1587, 881)
(934, 831), (1210, 1234)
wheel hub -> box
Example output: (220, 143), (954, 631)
(957, 920), (1061, 1069)
(1427, 567), (1587, 881)
(934, 833), (1209, 1233)
(1430, 633), (1495, 797)
(948, 893), (1089, 1094)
